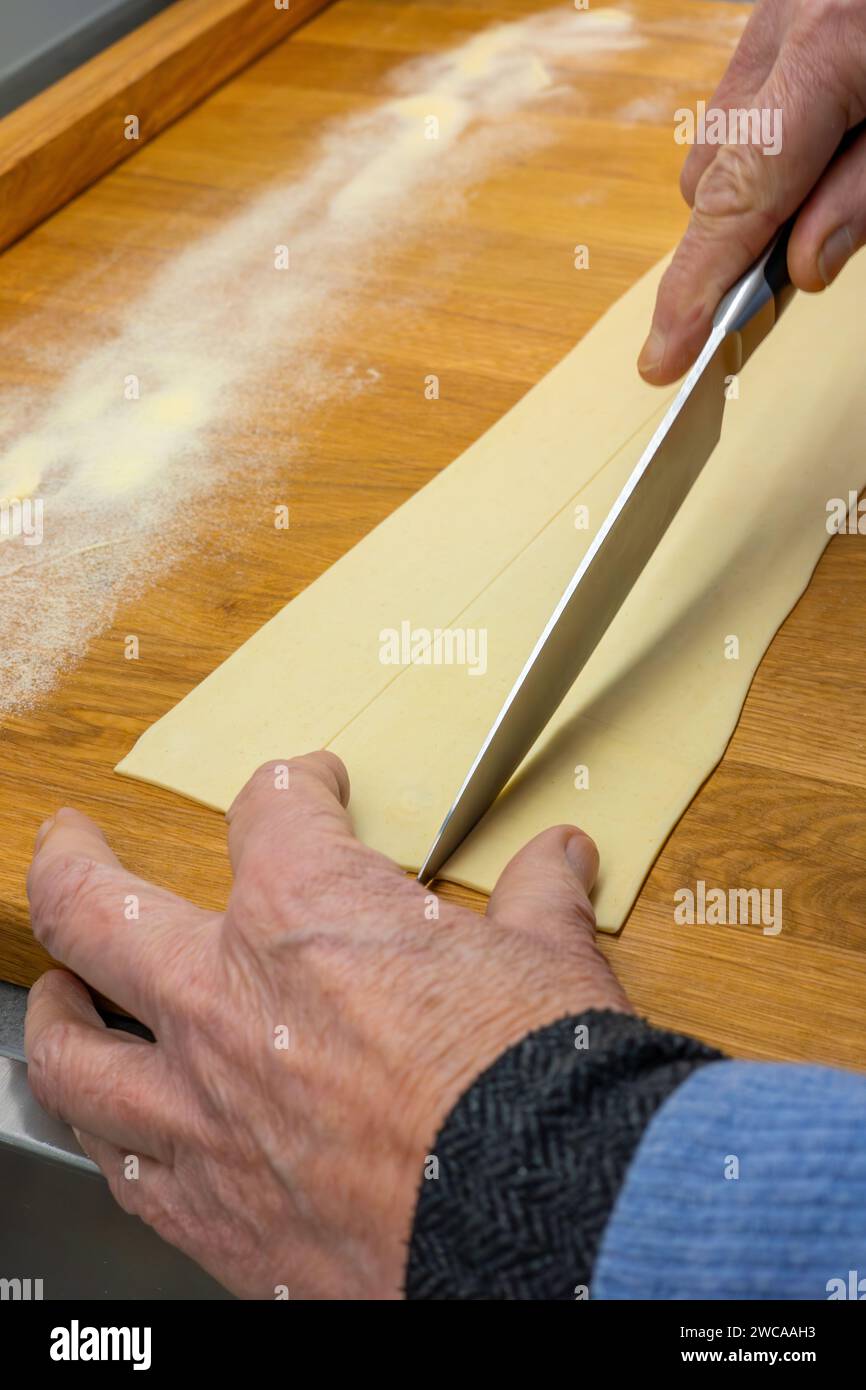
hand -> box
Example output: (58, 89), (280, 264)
(639, 0), (866, 384)
(25, 752), (631, 1299)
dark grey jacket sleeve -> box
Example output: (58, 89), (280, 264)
(406, 1009), (723, 1301)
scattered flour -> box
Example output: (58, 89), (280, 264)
(616, 93), (676, 124)
(0, 7), (645, 716)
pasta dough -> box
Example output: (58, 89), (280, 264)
(116, 255), (866, 929)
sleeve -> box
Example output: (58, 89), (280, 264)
(592, 1057), (866, 1301)
(405, 1008), (724, 1300)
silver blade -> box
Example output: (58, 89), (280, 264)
(417, 324), (732, 885)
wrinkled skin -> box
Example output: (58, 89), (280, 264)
(640, 0), (866, 383)
(25, 752), (630, 1299)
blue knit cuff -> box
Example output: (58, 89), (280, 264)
(593, 1059), (866, 1300)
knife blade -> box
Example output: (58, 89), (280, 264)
(417, 223), (795, 885)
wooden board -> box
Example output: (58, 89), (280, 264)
(0, 0), (332, 251)
(2, 0), (865, 1071)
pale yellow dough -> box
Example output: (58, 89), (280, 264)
(116, 255), (866, 929)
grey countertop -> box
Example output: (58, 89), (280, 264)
(0, 0), (177, 117)
(0, 978), (153, 1062)
(0, 980), (26, 1062)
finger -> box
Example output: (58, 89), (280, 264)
(787, 128), (866, 289)
(226, 753), (353, 875)
(680, 0), (790, 206)
(487, 827), (631, 1012)
(74, 1126), (213, 1284)
(27, 807), (212, 1026)
(486, 826), (598, 945)
(26, 970), (176, 1162)
(639, 45), (849, 384)
(73, 1128), (167, 1221)
(227, 753), (416, 927)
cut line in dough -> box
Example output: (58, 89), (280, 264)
(117, 254), (866, 929)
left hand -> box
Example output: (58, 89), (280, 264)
(25, 751), (630, 1299)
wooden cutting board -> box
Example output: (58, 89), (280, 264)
(2, 0), (865, 1069)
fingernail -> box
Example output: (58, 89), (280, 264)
(34, 816), (55, 850)
(818, 226), (854, 287)
(638, 326), (666, 376)
(565, 829), (600, 894)
(565, 832), (588, 874)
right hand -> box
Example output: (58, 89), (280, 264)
(639, 0), (866, 385)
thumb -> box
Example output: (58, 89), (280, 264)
(486, 824), (599, 946)
(787, 127), (866, 290)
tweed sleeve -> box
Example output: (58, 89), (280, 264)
(405, 1008), (723, 1300)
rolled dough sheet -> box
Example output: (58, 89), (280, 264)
(116, 254), (866, 929)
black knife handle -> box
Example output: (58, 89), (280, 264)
(712, 119), (866, 355)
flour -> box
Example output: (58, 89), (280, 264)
(0, 7), (644, 716)
(616, 93), (676, 124)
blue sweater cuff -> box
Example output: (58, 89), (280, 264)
(592, 1058), (866, 1300)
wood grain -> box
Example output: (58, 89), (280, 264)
(0, 0), (332, 252)
(1, 0), (865, 1070)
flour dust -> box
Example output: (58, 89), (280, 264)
(0, 8), (644, 716)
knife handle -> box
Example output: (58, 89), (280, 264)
(712, 216), (796, 367)
(711, 119), (866, 365)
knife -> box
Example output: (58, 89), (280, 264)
(417, 222), (795, 886)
